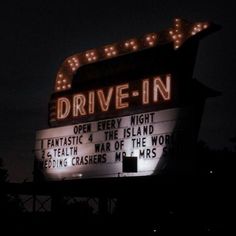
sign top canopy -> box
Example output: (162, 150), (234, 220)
(54, 18), (220, 93)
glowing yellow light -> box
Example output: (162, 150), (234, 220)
(97, 88), (114, 111)
(85, 51), (97, 62)
(62, 85), (66, 89)
(57, 97), (71, 119)
(142, 79), (149, 104)
(115, 84), (129, 109)
(145, 34), (157, 47)
(124, 40), (138, 51)
(169, 30), (173, 35)
(153, 75), (171, 101)
(104, 46), (117, 57)
(63, 79), (66, 83)
(57, 80), (61, 84)
(67, 84), (71, 88)
(57, 86), (61, 90)
(203, 24), (208, 29)
(59, 74), (63, 78)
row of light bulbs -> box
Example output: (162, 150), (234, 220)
(55, 18), (209, 92)
(55, 34), (157, 91)
(191, 23), (208, 35)
(169, 18), (208, 49)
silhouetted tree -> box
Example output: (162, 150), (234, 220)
(0, 158), (8, 183)
(0, 158), (23, 216)
(196, 140), (236, 178)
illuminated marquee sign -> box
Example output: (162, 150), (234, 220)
(34, 18), (219, 181)
(53, 18), (212, 93)
(35, 108), (189, 180)
(56, 74), (171, 121)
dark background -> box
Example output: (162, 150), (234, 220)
(0, 0), (236, 182)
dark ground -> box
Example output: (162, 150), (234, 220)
(1, 143), (235, 235)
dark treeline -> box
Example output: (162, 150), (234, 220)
(196, 140), (236, 177)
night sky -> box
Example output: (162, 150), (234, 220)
(1, 0), (236, 182)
